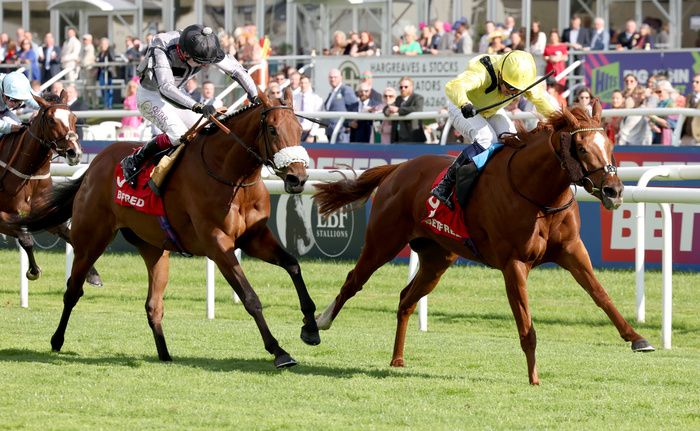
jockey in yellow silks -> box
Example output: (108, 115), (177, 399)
(431, 50), (559, 209)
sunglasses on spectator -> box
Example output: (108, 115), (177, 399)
(625, 79), (636, 83)
(399, 85), (410, 89)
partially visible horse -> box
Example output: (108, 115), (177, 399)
(313, 100), (653, 384)
(0, 91), (101, 285)
(9, 89), (319, 368)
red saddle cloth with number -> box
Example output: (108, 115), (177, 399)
(113, 152), (165, 216)
(421, 167), (470, 241)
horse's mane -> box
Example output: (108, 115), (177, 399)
(41, 92), (62, 104)
(500, 105), (591, 148)
(199, 101), (263, 136)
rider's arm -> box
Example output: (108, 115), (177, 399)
(525, 82), (559, 118)
(0, 111), (22, 134)
(214, 56), (259, 101)
(444, 59), (487, 108)
(152, 49), (200, 110)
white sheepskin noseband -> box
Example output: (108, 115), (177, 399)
(273, 146), (310, 168)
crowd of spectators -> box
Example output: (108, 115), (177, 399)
(0, 16), (697, 145)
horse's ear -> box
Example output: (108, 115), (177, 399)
(33, 93), (49, 109)
(59, 89), (68, 105)
(283, 86), (293, 106)
(562, 105), (579, 129)
(257, 87), (270, 106)
(591, 97), (602, 123)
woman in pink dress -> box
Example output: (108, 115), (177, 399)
(121, 79), (143, 128)
(543, 30), (568, 86)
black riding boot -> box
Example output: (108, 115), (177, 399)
(431, 151), (469, 210)
(120, 138), (162, 188)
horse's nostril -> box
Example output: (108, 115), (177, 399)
(603, 186), (618, 199)
(286, 174), (300, 187)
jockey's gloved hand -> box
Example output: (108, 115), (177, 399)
(461, 103), (476, 119)
(193, 103), (218, 117)
(248, 94), (260, 104)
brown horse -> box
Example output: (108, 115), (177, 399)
(0, 91), (101, 285)
(9, 89), (320, 368)
(313, 100), (653, 384)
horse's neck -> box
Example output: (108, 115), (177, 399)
(512, 131), (572, 204)
(0, 130), (49, 174)
(196, 109), (264, 182)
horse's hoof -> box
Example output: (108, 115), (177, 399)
(315, 314), (332, 331)
(50, 334), (64, 352)
(275, 354), (297, 369)
(632, 338), (655, 352)
(87, 275), (103, 287)
(300, 327), (321, 346)
(390, 358), (405, 367)
(26, 269), (41, 281)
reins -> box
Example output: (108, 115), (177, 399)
(187, 103), (296, 188)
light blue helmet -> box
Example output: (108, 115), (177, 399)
(2, 71), (35, 101)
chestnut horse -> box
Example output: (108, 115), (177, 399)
(313, 100), (653, 384)
(9, 90), (319, 368)
(0, 91), (101, 285)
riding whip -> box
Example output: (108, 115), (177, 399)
(475, 70), (555, 114)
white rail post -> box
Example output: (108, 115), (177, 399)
(19, 246), (28, 308)
(408, 251), (427, 332)
(206, 258), (216, 320)
(65, 242), (73, 283)
(660, 203), (673, 349)
(635, 166), (671, 322)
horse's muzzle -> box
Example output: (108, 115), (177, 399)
(284, 173), (307, 194)
(64, 148), (82, 166)
(601, 182), (624, 210)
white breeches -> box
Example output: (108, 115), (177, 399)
(447, 102), (516, 148)
(137, 86), (201, 146)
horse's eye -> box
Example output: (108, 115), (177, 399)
(268, 127), (277, 136)
(577, 145), (586, 154)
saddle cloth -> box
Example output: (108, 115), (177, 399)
(113, 150), (165, 216)
(421, 167), (470, 241)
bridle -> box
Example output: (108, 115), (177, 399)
(200, 103), (308, 187)
(565, 127), (617, 194)
(25, 103), (80, 156)
(507, 125), (616, 215)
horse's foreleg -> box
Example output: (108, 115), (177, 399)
(502, 259), (539, 385)
(16, 229), (41, 280)
(316, 213), (411, 330)
(140, 247), (172, 361)
(391, 246), (455, 368)
(210, 232), (296, 369)
(557, 241), (654, 351)
(49, 222), (103, 287)
(239, 225), (320, 346)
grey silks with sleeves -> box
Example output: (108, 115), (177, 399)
(137, 31), (258, 110)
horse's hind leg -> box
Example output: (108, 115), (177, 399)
(16, 229), (42, 280)
(315, 209), (412, 330)
(51, 222), (114, 353)
(391, 242), (456, 367)
(49, 222), (103, 287)
(123, 231), (172, 361)
(238, 225), (320, 346)
(210, 233), (296, 368)
(557, 240), (653, 351)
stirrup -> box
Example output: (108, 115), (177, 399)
(431, 186), (455, 210)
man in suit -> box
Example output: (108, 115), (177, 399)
(683, 74), (700, 145)
(199, 81), (223, 108)
(324, 68), (358, 143)
(561, 15), (591, 50)
(383, 76), (425, 143)
(359, 70), (382, 105)
(61, 27), (82, 82)
(349, 82), (382, 143)
(38, 32), (62, 84)
(616, 19), (641, 49)
(293, 75), (324, 142)
(588, 17), (610, 51)
(64, 83), (88, 139)
(185, 77), (202, 102)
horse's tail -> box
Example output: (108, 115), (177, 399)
(313, 164), (401, 216)
(14, 176), (84, 232)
